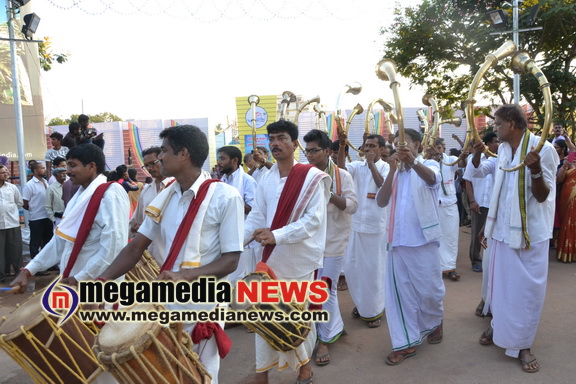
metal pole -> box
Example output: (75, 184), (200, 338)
(513, 0), (520, 104)
(6, 0), (27, 189)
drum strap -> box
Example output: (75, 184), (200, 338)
(160, 179), (220, 273)
(62, 182), (114, 278)
(261, 164), (314, 264)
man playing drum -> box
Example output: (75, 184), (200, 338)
(244, 120), (330, 384)
(11, 143), (129, 289)
(98, 125), (244, 383)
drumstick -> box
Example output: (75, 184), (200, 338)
(1, 286), (23, 294)
(243, 237), (255, 248)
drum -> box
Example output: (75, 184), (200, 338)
(93, 304), (211, 384)
(0, 291), (104, 384)
(230, 272), (311, 352)
(125, 250), (160, 281)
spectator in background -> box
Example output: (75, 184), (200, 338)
(249, 146), (273, 182)
(78, 114), (105, 149)
(243, 153), (257, 173)
(45, 167), (66, 226)
(45, 132), (69, 176)
(115, 165), (140, 193)
(144, 176), (153, 184)
(551, 123), (567, 145)
(48, 157), (68, 185)
(556, 153), (576, 262)
(26, 160), (37, 181)
(0, 165), (23, 282)
(0, 155), (9, 167)
(127, 167), (144, 218)
(22, 162), (52, 268)
(331, 140), (349, 167)
(62, 122), (81, 149)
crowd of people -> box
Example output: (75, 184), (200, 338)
(0, 103), (574, 383)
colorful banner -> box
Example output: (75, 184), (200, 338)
(236, 95), (277, 155)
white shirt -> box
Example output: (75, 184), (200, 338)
(252, 166), (271, 184)
(438, 153), (458, 205)
(244, 163), (330, 278)
(45, 146), (69, 162)
(347, 159), (390, 234)
(22, 176), (49, 221)
(221, 167), (257, 215)
(391, 162), (441, 247)
(44, 181), (65, 223)
(469, 142), (558, 245)
(49, 174), (69, 185)
(25, 182), (129, 281)
(139, 174), (244, 271)
(0, 182), (22, 230)
(325, 168), (358, 257)
(463, 155), (496, 208)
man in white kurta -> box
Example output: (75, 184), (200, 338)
(469, 104), (559, 373)
(303, 129), (358, 366)
(377, 129), (445, 365)
(129, 146), (174, 265)
(218, 146), (259, 284)
(337, 132), (389, 327)
(435, 137), (461, 281)
(100, 125), (244, 384)
(244, 120), (329, 384)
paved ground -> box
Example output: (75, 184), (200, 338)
(1, 227), (575, 383)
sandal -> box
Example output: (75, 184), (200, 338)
(479, 328), (493, 345)
(337, 276), (348, 291)
(475, 299), (485, 317)
(519, 349), (540, 373)
(427, 323), (443, 344)
(367, 318), (381, 328)
(448, 271), (460, 281)
(385, 348), (416, 366)
(351, 307), (360, 319)
(314, 353), (330, 366)
(296, 371), (313, 384)
(472, 265), (483, 273)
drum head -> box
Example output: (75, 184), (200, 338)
(95, 304), (161, 358)
(0, 292), (44, 337)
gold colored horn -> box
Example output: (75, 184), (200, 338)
(345, 103), (364, 152)
(501, 50), (553, 172)
(293, 95), (321, 151)
(364, 98), (394, 134)
(280, 91), (297, 120)
(417, 109), (430, 150)
(376, 59), (406, 148)
(313, 103), (327, 133)
(247, 95), (260, 151)
(439, 117), (462, 127)
(335, 83), (362, 133)
(444, 40), (517, 166)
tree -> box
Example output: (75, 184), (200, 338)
(380, 0), (576, 136)
(38, 37), (68, 71)
(47, 112), (123, 126)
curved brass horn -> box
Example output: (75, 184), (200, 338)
(500, 50), (553, 172)
(444, 40), (517, 166)
(364, 98), (394, 134)
(247, 95), (260, 151)
(422, 94), (440, 148)
(293, 95), (321, 151)
(313, 103), (327, 133)
(280, 90), (297, 120)
(345, 103), (364, 152)
(417, 109), (430, 150)
(335, 83), (362, 134)
(376, 59), (406, 148)
(439, 116), (462, 127)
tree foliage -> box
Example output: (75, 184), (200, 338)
(38, 37), (68, 72)
(381, 0), (576, 135)
(47, 112), (123, 126)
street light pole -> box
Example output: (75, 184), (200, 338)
(513, 0), (520, 103)
(5, 0), (28, 189)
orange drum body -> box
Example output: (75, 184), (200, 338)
(93, 304), (211, 384)
(0, 292), (103, 384)
(125, 250), (160, 281)
(231, 272), (311, 352)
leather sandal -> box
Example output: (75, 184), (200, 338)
(385, 348), (416, 366)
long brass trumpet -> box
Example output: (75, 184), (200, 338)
(365, 98), (394, 134)
(293, 95), (320, 151)
(417, 108), (430, 149)
(445, 40), (517, 166)
(280, 91), (297, 120)
(345, 103), (364, 152)
(376, 59), (406, 148)
(248, 94), (260, 151)
(422, 94), (440, 148)
(313, 103), (327, 132)
(335, 83), (362, 149)
(440, 116), (462, 127)
(500, 50), (552, 172)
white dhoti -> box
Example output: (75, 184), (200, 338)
(489, 239), (548, 358)
(316, 256), (345, 343)
(255, 272), (316, 373)
(438, 202), (459, 271)
(344, 231), (387, 321)
(385, 243), (445, 350)
(481, 238), (493, 302)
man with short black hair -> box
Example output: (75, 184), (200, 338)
(22, 162), (52, 261)
(62, 122), (81, 149)
(45, 132), (69, 176)
(249, 146), (273, 183)
(98, 125), (244, 383)
(245, 120), (330, 384)
(45, 167), (67, 226)
(0, 165), (23, 282)
(470, 104), (559, 373)
(48, 157), (68, 185)
(337, 132), (389, 328)
(303, 129), (357, 367)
